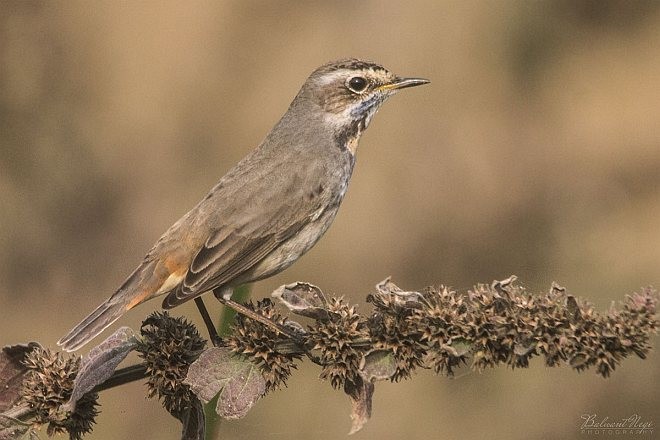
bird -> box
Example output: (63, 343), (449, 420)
(58, 58), (429, 352)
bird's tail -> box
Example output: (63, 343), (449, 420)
(58, 260), (162, 352)
(57, 298), (128, 352)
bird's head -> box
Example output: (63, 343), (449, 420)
(299, 59), (429, 134)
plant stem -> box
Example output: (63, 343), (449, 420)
(195, 297), (221, 346)
(94, 364), (148, 392)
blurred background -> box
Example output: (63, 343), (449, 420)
(1, 1), (659, 439)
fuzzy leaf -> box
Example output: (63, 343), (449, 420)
(64, 327), (137, 411)
(272, 282), (330, 320)
(375, 277), (424, 307)
(0, 343), (40, 412)
(345, 377), (374, 435)
(359, 350), (396, 381)
(184, 347), (265, 420)
(216, 362), (265, 420)
(184, 347), (231, 402)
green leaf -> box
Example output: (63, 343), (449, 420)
(184, 347), (265, 420)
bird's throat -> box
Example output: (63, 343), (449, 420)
(345, 135), (359, 155)
(335, 115), (370, 155)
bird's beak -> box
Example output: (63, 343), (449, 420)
(378, 77), (430, 92)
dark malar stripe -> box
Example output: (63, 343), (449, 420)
(334, 117), (367, 152)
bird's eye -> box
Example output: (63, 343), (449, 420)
(347, 76), (368, 93)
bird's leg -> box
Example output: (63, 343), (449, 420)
(194, 296), (222, 346)
(212, 287), (297, 339)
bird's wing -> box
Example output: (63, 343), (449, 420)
(171, 220), (306, 307)
(162, 169), (324, 308)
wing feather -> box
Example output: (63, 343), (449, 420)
(160, 139), (341, 309)
(162, 204), (315, 308)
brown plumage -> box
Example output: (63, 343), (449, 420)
(57, 59), (429, 351)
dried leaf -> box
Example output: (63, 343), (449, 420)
(550, 282), (566, 294)
(570, 353), (588, 369)
(184, 347), (266, 420)
(359, 350), (396, 381)
(566, 295), (582, 323)
(450, 339), (472, 357)
(0, 416), (33, 440)
(216, 363), (265, 420)
(184, 347), (232, 402)
(374, 277), (424, 307)
(513, 342), (536, 356)
(272, 282), (330, 320)
(440, 344), (460, 357)
(64, 327), (137, 411)
(345, 377), (374, 435)
(0, 343), (40, 412)
(491, 275), (518, 297)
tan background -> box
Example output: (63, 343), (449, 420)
(1, 1), (659, 439)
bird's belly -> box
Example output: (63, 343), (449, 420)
(236, 207), (339, 284)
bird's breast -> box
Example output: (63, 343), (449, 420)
(235, 205), (341, 284)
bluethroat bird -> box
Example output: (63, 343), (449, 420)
(59, 58), (429, 351)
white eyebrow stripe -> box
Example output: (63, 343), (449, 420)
(316, 69), (353, 85)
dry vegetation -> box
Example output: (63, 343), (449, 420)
(1, 1), (659, 439)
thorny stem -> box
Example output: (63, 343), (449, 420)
(67, 295), (330, 396)
(90, 301), (330, 393)
(272, 338), (366, 366)
(89, 347), (320, 395)
(272, 338), (322, 365)
(4, 279), (656, 440)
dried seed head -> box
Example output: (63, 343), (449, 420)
(368, 293), (426, 381)
(226, 299), (302, 392)
(308, 297), (368, 389)
(21, 347), (98, 440)
(413, 286), (472, 375)
(365, 278), (658, 379)
(135, 312), (206, 417)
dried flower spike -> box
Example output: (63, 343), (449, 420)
(21, 347), (98, 440)
(308, 297), (368, 389)
(226, 299), (302, 392)
(135, 311), (206, 417)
